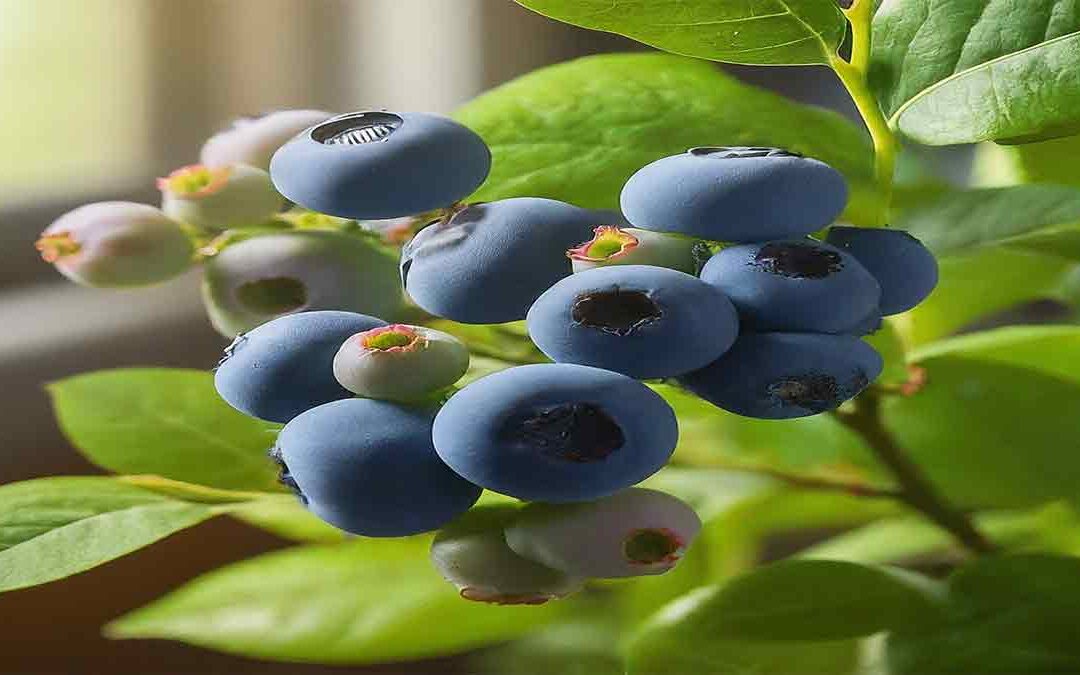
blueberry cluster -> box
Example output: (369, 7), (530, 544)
(43, 107), (939, 604)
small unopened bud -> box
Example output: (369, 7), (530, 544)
(333, 324), (469, 401)
(36, 202), (193, 287)
(160, 164), (283, 229)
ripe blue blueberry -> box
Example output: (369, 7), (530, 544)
(214, 310), (385, 423)
(433, 363), (678, 502)
(505, 488), (702, 579)
(201, 229), (403, 336)
(568, 226), (697, 274)
(272, 398), (481, 537)
(333, 323), (469, 401)
(527, 265), (739, 379)
(700, 239), (881, 333)
(431, 506), (583, 605)
(401, 198), (604, 324)
(677, 332), (884, 419)
(270, 111), (491, 220)
(826, 226), (939, 315)
(159, 164), (283, 229)
(36, 202), (193, 288)
(620, 147), (848, 242)
(200, 110), (335, 171)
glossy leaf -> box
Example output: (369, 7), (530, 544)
(804, 503), (1080, 564)
(627, 585), (869, 675)
(887, 327), (1080, 508)
(899, 185), (1080, 260)
(871, 1), (1080, 144)
(107, 537), (568, 664)
(996, 134), (1080, 187)
(513, 0), (847, 66)
(48, 369), (282, 491)
(887, 555), (1080, 674)
(456, 53), (880, 224)
(226, 496), (347, 544)
(0, 477), (218, 593)
(651, 559), (943, 642)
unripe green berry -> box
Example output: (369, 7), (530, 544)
(431, 507), (583, 605)
(201, 229), (403, 336)
(36, 201), (193, 287)
(333, 324), (469, 402)
(159, 164), (283, 229)
(568, 226), (697, 274)
(505, 488), (701, 578)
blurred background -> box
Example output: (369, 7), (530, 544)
(0, 0), (920, 672)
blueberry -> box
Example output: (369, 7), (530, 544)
(333, 324), (469, 401)
(527, 265), (739, 379)
(433, 363), (678, 502)
(36, 202), (193, 287)
(568, 226), (697, 274)
(159, 164), (283, 230)
(273, 398), (481, 536)
(845, 308), (885, 336)
(505, 488), (701, 579)
(826, 226), (939, 315)
(201, 229), (403, 336)
(677, 332), (884, 419)
(700, 239), (881, 333)
(401, 198), (604, 324)
(200, 110), (335, 171)
(431, 506), (583, 605)
(620, 147), (848, 242)
(270, 111), (491, 220)
(214, 310), (385, 423)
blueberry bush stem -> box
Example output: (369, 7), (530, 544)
(831, 0), (898, 227)
(833, 392), (998, 555)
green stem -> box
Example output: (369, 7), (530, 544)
(830, 3), (898, 227)
(834, 394), (998, 555)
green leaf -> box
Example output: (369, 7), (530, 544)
(0, 477), (217, 593)
(871, 1), (1080, 144)
(627, 587), (866, 675)
(887, 555), (1080, 674)
(456, 53), (880, 225)
(107, 537), (569, 664)
(653, 559), (943, 642)
(886, 327), (1080, 508)
(48, 369), (282, 491)
(899, 185), (1080, 260)
(513, 0), (847, 66)
(653, 384), (890, 489)
(226, 496), (348, 544)
(995, 134), (1080, 187)
(470, 615), (625, 675)
(804, 502), (1080, 564)
(893, 247), (1075, 346)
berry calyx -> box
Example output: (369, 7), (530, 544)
(571, 289), (662, 336)
(568, 225), (638, 263)
(359, 324), (424, 352)
(35, 232), (81, 262)
(158, 165), (231, 199)
(234, 277), (308, 315)
(623, 527), (683, 565)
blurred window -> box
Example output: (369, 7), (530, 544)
(0, 0), (151, 207)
